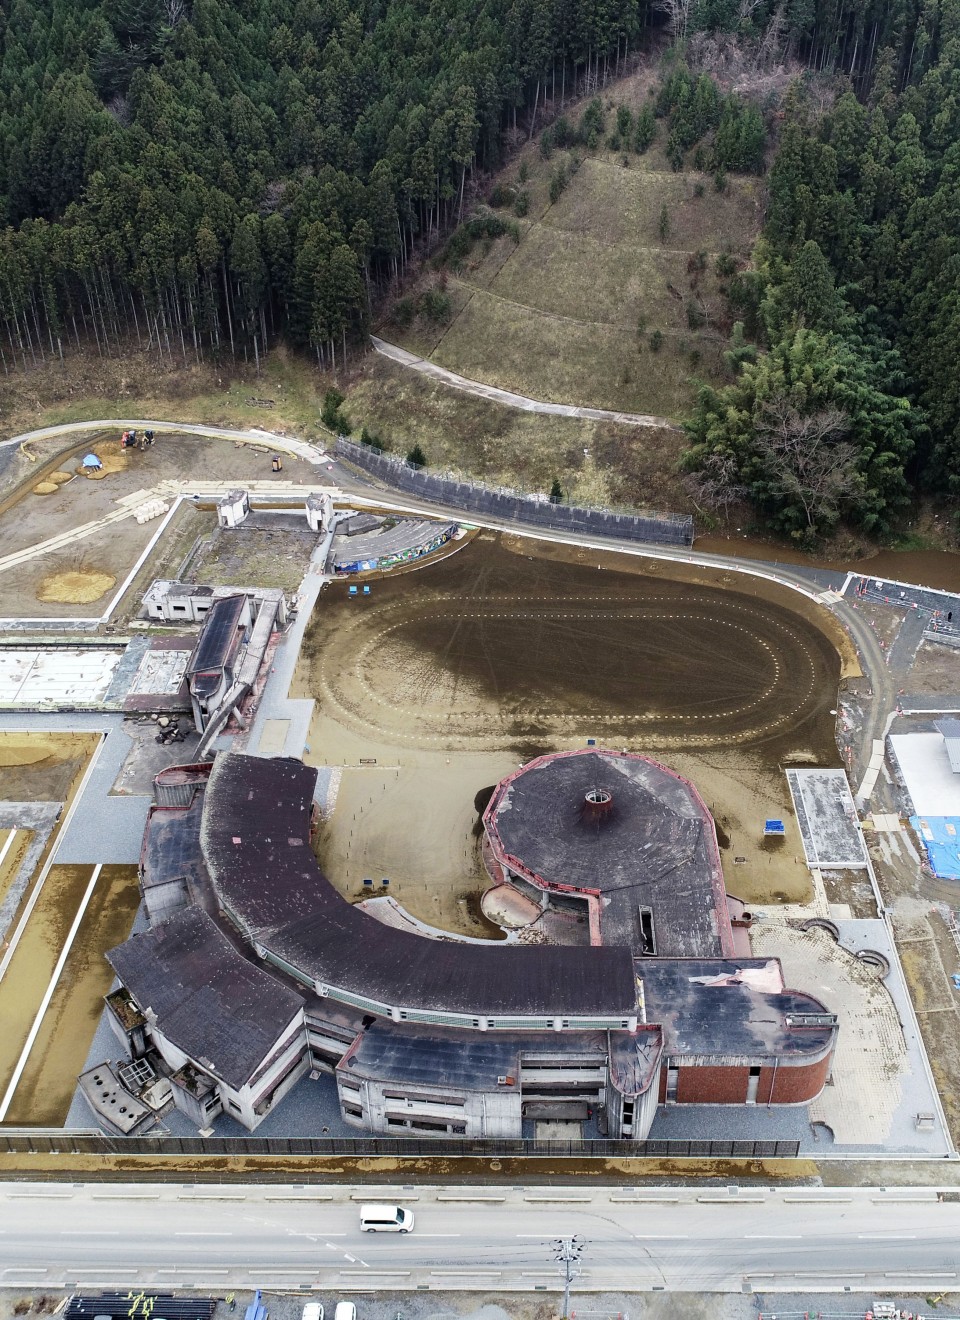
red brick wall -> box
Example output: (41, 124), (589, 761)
(676, 1065), (749, 1104)
(670, 1051), (832, 1105)
(769, 1052), (832, 1103)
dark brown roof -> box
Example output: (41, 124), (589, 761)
(107, 907), (303, 1090)
(484, 749), (733, 957)
(200, 753), (638, 1020)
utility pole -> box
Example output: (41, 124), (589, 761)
(552, 1235), (585, 1318)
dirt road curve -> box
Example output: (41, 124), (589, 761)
(4, 419), (327, 465)
(370, 335), (681, 430)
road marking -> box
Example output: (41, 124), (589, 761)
(73, 1269), (137, 1275)
(2, 1268), (47, 1274)
(59, 1231), (121, 1236)
(857, 1234), (917, 1240)
(744, 1235), (803, 1240)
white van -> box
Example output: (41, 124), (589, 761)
(359, 1203), (415, 1232)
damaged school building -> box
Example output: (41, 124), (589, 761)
(102, 749), (838, 1138)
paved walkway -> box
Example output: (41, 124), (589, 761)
(371, 336), (680, 430)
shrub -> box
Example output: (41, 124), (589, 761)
(513, 190), (529, 217)
(553, 115), (575, 148)
(634, 105), (655, 153)
(715, 251), (737, 277)
(539, 127), (555, 159)
(321, 387), (350, 433)
(391, 296), (415, 328)
(686, 298), (706, 329)
(489, 182), (511, 208)
(549, 161), (567, 204)
(518, 160), (530, 183)
(616, 104), (633, 139)
(579, 97), (605, 148)
(549, 477), (563, 503)
(658, 204), (670, 242)
(694, 181), (705, 197)
(407, 443), (427, 467)
(649, 329), (664, 351)
(420, 287), (452, 322)
(713, 167), (727, 192)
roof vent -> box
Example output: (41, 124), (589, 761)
(582, 787), (614, 825)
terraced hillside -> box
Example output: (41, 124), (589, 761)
(384, 70), (766, 423)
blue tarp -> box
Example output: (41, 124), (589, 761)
(911, 815), (960, 880)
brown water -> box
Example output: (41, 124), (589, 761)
(0, 865), (96, 1102)
(697, 534), (960, 592)
(3, 865), (140, 1125)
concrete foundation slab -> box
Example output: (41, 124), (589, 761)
(0, 649), (122, 706)
(787, 768), (867, 869)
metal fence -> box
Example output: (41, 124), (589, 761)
(336, 440), (694, 548)
(0, 1130), (798, 1158)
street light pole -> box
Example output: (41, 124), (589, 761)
(552, 1235), (585, 1318)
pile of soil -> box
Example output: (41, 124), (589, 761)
(36, 569), (116, 603)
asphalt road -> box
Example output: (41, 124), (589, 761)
(1, 1184), (959, 1294)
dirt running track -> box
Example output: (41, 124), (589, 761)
(303, 533), (840, 756)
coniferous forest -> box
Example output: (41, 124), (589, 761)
(2, 0), (960, 535)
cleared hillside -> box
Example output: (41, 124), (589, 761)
(383, 71), (765, 421)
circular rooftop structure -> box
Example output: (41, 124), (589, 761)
(483, 748), (734, 959)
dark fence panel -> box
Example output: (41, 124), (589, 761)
(336, 441), (694, 548)
(0, 1130), (799, 1158)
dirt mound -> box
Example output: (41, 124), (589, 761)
(36, 570), (116, 603)
(32, 482), (58, 495)
(49, 470), (73, 484)
(76, 445), (129, 480)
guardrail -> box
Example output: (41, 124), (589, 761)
(336, 440), (694, 548)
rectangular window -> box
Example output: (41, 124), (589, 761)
(343, 1103), (362, 1118)
(638, 906), (656, 955)
(228, 1099), (242, 1114)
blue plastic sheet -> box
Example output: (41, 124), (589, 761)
(911, 815), (960, 880)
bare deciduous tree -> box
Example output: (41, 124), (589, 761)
(684, 449), (749, 519)
(753, 398), (859, 529)
(655, 0), (693, 43)
(164, 0), (187, 28)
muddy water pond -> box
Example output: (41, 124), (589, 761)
(697, 534), (960, 593)
(300, 533), (842, 925)
(3, 865), (140, 1126)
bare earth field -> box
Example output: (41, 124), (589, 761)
(298, 533), (840, 931)
(0, 430), (311, 616)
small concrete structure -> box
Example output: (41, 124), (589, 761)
(217, 489), (249, 528)
(305, 491), (334, 534)
(78, 1062), (152, 1134)
(786, 768), (868, 869)
(142, 580), (288, 627)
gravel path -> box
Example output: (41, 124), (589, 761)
(371, 335), (681, 430)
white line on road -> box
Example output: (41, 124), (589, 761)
(744, 1235), (804, 1240)
(59, 1231), (121, 1236)
(857, 1234), (917, 1240)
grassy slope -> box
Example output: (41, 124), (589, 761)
(382, 67), (765, 421)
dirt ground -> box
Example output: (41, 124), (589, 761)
(907, 639), (960, 695)
(298, 533), (841, 930)
(0, 733), (99, 802)
(0, 430), (316, 616)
